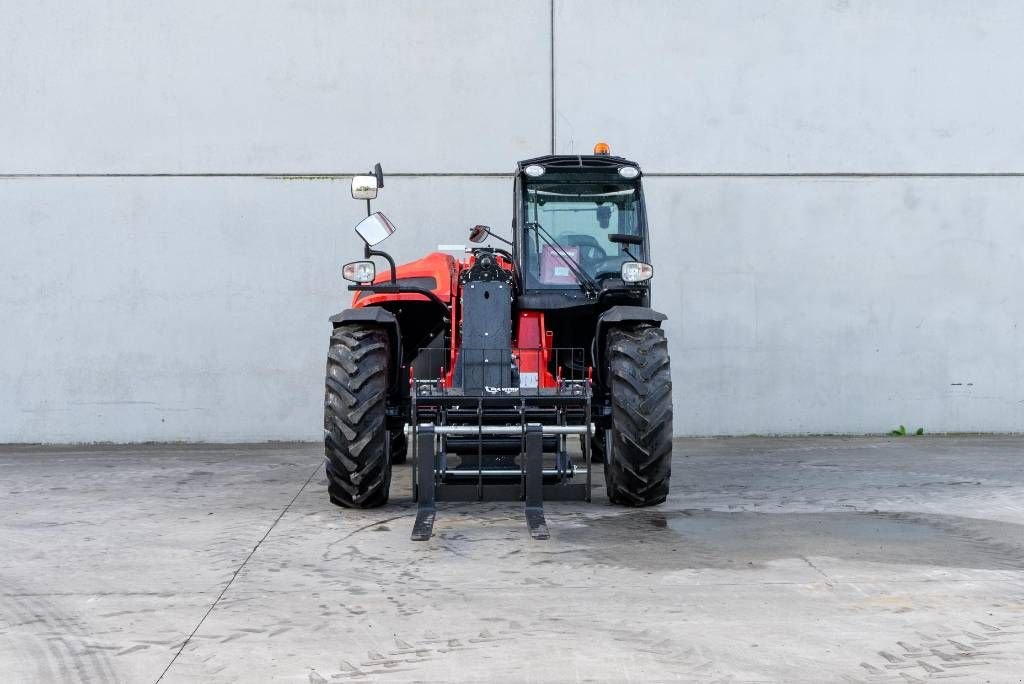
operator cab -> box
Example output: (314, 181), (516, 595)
(512, 146), (653, 309)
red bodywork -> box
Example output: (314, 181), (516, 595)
(351, 251), (557, 389)
(351, 252), (459, 309)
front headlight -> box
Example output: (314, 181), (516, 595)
(342, 260), (375, 284)
(620, 261), (653, 283)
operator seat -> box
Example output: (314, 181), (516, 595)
(559, 234), (607, 272)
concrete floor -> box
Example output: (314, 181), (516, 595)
(1, 438), (1023, 683)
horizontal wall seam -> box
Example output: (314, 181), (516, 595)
(0, 172), (513, 179)
(5, 172), (1024, 179)
(646, 172), (1024, 178)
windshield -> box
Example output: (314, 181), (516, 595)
(522, 181), (644, 289)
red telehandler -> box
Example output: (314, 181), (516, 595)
(325, 145), (672, 540)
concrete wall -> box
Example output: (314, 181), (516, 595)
(2, 0), (1022, 441)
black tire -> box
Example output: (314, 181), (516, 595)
(603, 325), (673, 506)
(324, 325), (392, 508)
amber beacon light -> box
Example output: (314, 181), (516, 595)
(593, 141), (610, 155)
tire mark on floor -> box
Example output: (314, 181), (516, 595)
(856, 610), (1024, 682)
(1, 582), (118, 683)
(310, 627), (510, 680)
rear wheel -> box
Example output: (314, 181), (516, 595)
(603, 325), (673, 506)
(324, 325), (392, 508)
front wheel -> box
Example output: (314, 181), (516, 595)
(324, 325), (392, 508)
(603, 325), (673, 506)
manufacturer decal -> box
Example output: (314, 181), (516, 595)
(485, 386), (520, 395)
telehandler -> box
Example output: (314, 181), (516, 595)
(326, 144), (672, 539)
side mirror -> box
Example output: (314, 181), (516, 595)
(351, 175), (378, 200)
(351, 163), (385, 200)
(468, 225), (491, 243)
(355, 212), (397, 246)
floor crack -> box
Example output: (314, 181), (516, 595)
(153, 461), (321, 683)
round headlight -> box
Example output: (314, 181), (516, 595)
(618, 166), (639, 179)
(524, 164), (545, 177)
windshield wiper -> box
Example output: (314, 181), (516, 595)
(524, 221), (600, 295)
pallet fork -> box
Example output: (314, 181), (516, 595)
(410, 377), (593, 541)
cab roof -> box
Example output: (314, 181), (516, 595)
(516, 154), (641, 174)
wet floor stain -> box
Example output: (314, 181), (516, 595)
(558, 509), (1024, 572)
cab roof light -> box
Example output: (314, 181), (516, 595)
(593, 141), (610, 155)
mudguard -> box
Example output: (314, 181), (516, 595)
(593, 305), (668, 384)
(330, 307), (402, 388)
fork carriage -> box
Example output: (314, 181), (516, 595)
(409, 347), (596, 540)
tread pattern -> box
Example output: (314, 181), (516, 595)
(324, 325), (391, 508)
(604, 325), (673, 506)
